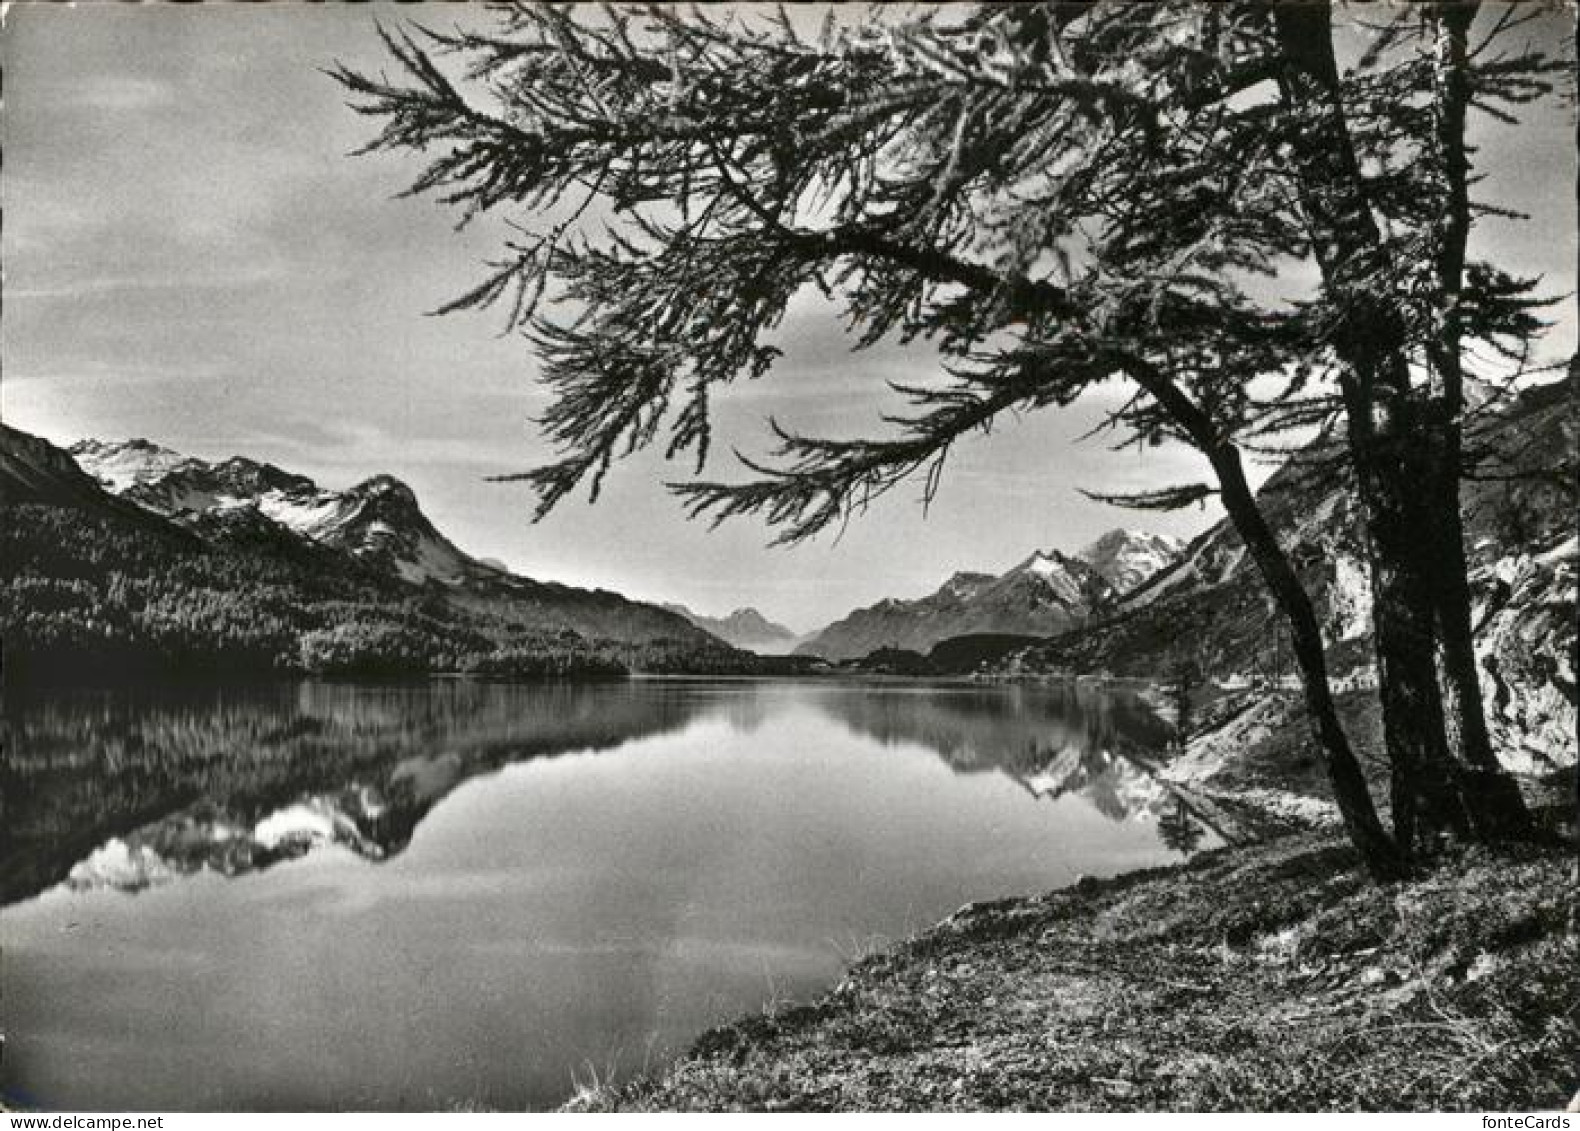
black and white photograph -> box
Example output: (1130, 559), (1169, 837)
(1, 0), (1576, 1115)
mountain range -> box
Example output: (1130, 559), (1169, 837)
(2, 425), (188, 536)
(661, 603), (800, 653)
(795, 531), (1184, 662)
(991, 375), (1576, 777)
(65, 436), (746, 648)
(0, 426), (799, 683)
(3, 370), (1569, 775)
(47, 434), (1195, 668)
(70, 437), (486, 586)
(29, 427), (1183, 678)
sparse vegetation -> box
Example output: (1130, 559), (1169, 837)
(570, 835), (1579, 1112)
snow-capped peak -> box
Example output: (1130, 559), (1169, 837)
(995, 548), (1106, 608)
(69, 438), (192, 492)
(1077, 529), (1185, 595)
(69, 436), (477, 586)
(1021, 550), (1068, 579)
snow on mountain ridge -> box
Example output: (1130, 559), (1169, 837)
(1008, 549), (1092, 606)
(939, 571), (997, 601)
(1024, 553), (1060, 576)
(1077, 529), (1187, 596)
(797, 544), (1117, 661)
(70, 438), (477, 585)
(69, 438), (193, 493)
(794, 530), (1189, 663)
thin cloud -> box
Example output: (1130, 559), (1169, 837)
(7, 266), (288, 301)
(70, 75), (176, 111)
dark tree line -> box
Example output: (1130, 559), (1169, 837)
(0, 504), (768, 684)
(336, 2), (1574, 878)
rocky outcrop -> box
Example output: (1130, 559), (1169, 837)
(1473, 538), (1577, 776)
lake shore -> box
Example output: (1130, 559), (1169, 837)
(566, 831), (1579, 1112)
(560, 681), (1579, 1113)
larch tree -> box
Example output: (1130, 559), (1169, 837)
(334, 2), (1563, 878)
(1259, 0), (1561, 852)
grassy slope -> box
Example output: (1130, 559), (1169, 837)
(572, 835), (1578, 1112)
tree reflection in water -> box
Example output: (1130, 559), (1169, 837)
(2, 678), (1218, 907)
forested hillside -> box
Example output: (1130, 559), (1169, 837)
(0, 429), (782, 683)
(0, 503), (745, 681)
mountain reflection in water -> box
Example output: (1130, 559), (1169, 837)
(2, 678), (1207, 908)
(3, 678), (1225, 1112)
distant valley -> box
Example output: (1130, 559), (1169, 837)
(662, 603), (800, 653)
(2, 373), (1571, 764)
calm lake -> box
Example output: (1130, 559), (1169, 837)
(1, 678), (1213, 1111)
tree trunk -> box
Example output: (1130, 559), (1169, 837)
(1420, 2), (1533, 838)
(1117, 354), (1403, 879)
(1422, 433), (1493, 778)
(1208, 442), (1405, 880)
(1266, 1), (1519, 855)
(1349, 422), (1478, 856)
(1421, 417), (1534, 839)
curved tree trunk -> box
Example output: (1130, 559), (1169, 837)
(1116, 355), (1403, 880)
(1207, 442), (1405, 880)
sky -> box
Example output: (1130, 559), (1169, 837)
(3, 3), (1574, 632)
